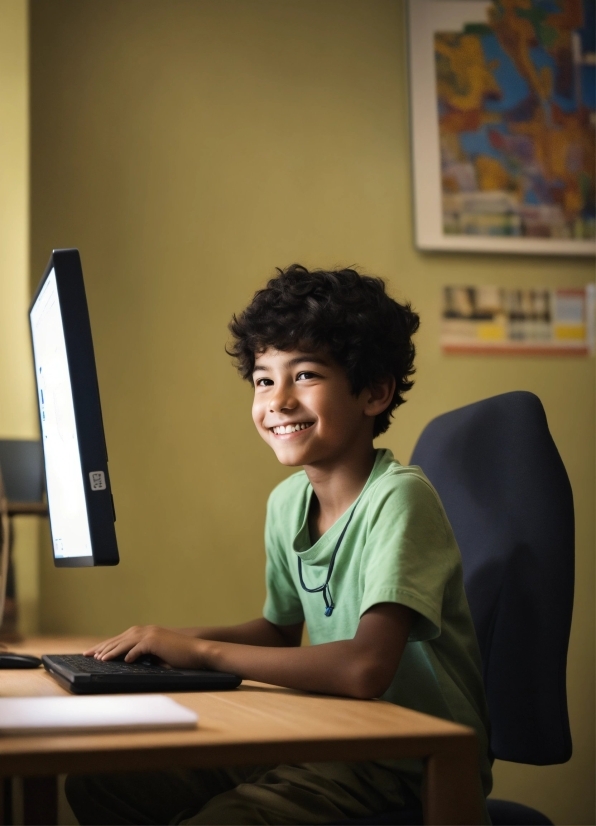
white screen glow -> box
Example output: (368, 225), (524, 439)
(30, 269), (93, 558)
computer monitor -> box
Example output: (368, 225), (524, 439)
(29, 249), (119, 567)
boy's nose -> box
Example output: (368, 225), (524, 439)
(269, 384), (297, 412)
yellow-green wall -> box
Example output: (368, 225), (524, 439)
(29, 1), (594, 823)
(0, 0), (39, 635)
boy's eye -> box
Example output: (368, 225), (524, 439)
(255, 377), (273, 387)
(296, 371), (317, 381)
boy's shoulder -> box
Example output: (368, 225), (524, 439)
(363, 455), (447, 524)
(369, 456), (441, 497)
(266, 451), (442, 512)
(265, 453), (452, 553)
(267, 469), (310, 506)
(265, 471), (310, 539)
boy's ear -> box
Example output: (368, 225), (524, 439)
(363, 376), (396, 417)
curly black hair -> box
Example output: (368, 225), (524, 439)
(228, 264), (420, 437)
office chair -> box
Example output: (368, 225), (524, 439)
(0, 440), (47, 636)
(0, 444), (51, 826)
(0, 465), (9, 629)
(335, 391), (573, 826)
(410, 391), (573, 825)
(0, 440), (46, 517)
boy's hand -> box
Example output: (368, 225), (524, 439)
(82, 604), (412, 698)
(84, 626), (205, 670)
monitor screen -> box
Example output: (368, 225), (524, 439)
(30, 268), (93, 560)
(29, 249), (119, 567)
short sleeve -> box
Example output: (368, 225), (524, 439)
(263, 494), (305, 626)
(359, 474), (458, 642)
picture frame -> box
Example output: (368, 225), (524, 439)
(407, 0), (596, 256)
(440, 284), (595, 354)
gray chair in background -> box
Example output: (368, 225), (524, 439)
(0, 462), (10, 630)
(0, 440), (46, 517)
(0, 440), (47, 636)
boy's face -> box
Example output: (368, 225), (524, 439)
(251, 348), (377, 469)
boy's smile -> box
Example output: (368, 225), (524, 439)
(252, 348), (379, 469)
(270, 422), (314, 436)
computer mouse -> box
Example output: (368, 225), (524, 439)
(0, 652), (42, 669)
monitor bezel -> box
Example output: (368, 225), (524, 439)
(29, 248), (119, 568)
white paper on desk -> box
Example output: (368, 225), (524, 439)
(0, 694), (198, 735)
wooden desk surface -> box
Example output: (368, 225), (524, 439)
(0, 638), (482, 825)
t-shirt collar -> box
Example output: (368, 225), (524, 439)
(293, 448), (395, 565)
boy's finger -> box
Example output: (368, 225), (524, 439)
(96, 631), (139, 655)
(92, 628), (150, 659)
(89, 634), (125, 654)
(95, 639), (119, 654)
(124, 643), (146, 663)
(84, 642), (112, 657)
(99, 641), (132, 660)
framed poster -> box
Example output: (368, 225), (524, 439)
(440, 284), (595, 353)
(408, 0), (596, 256)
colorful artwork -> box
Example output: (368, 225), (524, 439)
(436, 0), (595, 240)
(440, 284), (595, 353)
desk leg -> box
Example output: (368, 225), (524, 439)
(422, 739), (482, 825)
(23, 776), (57, 826)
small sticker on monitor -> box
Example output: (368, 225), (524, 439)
(89, 471), (106, 491)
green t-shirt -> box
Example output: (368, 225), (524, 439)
(263, 448), (492, 804)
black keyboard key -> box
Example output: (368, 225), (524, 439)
(58, 654), (184, 676)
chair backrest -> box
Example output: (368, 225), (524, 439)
(0, 465), (10, 626)
(410, 391), (573, 765)
(0, 440), (44, 504)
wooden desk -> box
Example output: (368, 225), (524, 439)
(0, 638), (482, 825)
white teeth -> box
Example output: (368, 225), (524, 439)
(272, 423), (313, 435)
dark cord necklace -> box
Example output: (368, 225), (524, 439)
(298, 505), (357, 617)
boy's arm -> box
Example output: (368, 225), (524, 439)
(86, 603), (412, 700)
(174, 617), (303, 647)
(84, 617), (302, 657)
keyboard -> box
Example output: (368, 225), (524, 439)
(42, 653), (242, 694)
(55, 654), (188, 676)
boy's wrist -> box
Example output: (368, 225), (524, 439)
(194, 637), (218, 670)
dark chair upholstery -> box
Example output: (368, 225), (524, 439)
(0, 440), (46, 636)
(0, 440), (45, 506)
(410, 391), (573, 824)
(332, 392), (573, 826)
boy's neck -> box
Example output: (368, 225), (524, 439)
(305, 442), (377, 542)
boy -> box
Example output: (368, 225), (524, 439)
(67, 265), (492, 825)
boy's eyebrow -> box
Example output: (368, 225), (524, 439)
(252, 355), (330, 374)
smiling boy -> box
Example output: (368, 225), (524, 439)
(67, 265), (491, 825)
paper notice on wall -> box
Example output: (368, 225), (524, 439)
(441, 285), (595, 355)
